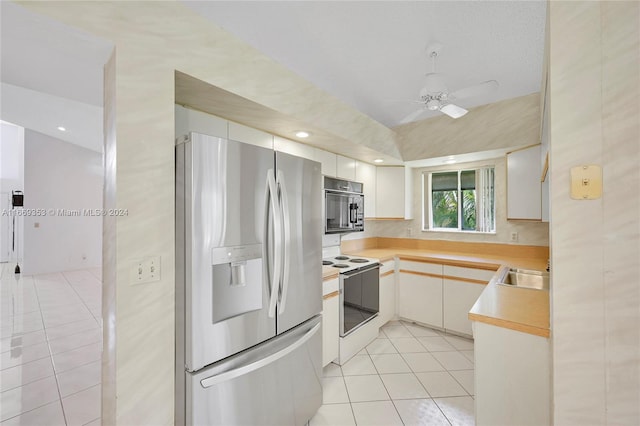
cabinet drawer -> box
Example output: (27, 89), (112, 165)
(443, 265), (496, 282)
(379, 260), (395, 275)
(399, 260), (442, 276)
(323, 278), (339, 296)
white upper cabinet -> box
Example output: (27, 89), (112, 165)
(273, 136), (315, 161)
(175, 104), (227, 139)
(314, 149), (337, 177)
(376, 166), (406, 218)
(336, 155), (357, 181)
(507, 145), (542, 220)
(355, 161), (376, 218)
(540, 79), (550, 223)
(228, 122), (273, 150)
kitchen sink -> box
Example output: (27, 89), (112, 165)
(497, 268), (549, 290)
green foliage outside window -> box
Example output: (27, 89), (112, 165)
(427, 167), (493, 233)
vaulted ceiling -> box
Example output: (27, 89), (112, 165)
(182, 1), (546, 127)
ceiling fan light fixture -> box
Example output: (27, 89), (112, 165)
(426, 99), (440, 111)
(440, 104), (468, 119)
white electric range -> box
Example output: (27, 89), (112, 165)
(322, 251), (381, 364)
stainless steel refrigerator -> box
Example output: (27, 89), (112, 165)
(175, 132), (323, 425)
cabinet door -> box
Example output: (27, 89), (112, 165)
(443, 279), (485, 336)
(175, 104), (228, 139)
(355, 161), (376, 218)
(379, 271), (396, 326)
(398, 272), (443, 328)
(336, 155), (356, 181)
(228, 122), (274, 150)
(274, 136), (315, 161)
(322, 292), (339, 366)
(375, 167), (405, 218)
(507, 145), (542, 220)
(314, 149), (337, 177)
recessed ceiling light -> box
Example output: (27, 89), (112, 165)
(445, 159), (456, 164)
(57, 126), (66, 132)
(295, 131), (310, 138)
(374, 159), (384, 163)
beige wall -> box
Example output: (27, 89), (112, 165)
(395, 93), (540, 161)
(549, 2), (640, 424)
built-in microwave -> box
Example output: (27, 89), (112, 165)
(324, 176), (364, 234)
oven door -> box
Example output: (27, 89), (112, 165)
(325, 191), (364, 234)
(340, 264), (380, 336)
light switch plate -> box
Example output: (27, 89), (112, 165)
(130, 256), (161, 285)
(570, 165), (602, 200)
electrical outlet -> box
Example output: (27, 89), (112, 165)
(510, 231), (518, 242)
(406, 227), (413, 237)
(130, 256), (161, 285)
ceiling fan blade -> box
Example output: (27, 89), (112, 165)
(440, 104), (468, 119)
(400, 108), (427, 124)
(384, 99), (424, 104)
(449, 80), (499, 100)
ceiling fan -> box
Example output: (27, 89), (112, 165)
(400, 45), (499, 124)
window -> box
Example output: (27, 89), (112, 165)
(424, 167), (495, 233)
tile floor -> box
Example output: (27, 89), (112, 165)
(0, 263), (102, 425)
(311, 321), (475, 426)
(1, 263), (475, 426)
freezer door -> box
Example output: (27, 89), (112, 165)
(179, 133), (277, 371)
(186, 315), (322, 426)
(274, 152), (322, 333)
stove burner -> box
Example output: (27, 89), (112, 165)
(349, 258), (369, 263)
(333, 264), (350, 268)
(322, 260), (333, 266)
(335, 256), (349, 261)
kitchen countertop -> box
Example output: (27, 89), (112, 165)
(343, 247), (550, 338)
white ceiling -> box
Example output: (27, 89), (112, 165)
(0, 2), (112, 107)
(182, 1), (546, 127)
(0, 2), (112, 152)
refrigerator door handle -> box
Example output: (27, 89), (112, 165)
(276, 170), (291, 315)
(199, 322), (321, 389)
(265, 171), (281, 318)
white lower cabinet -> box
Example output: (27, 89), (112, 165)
(442, 265), (493, 336)
(396, 261), (496, 335)
(443, 279), (485, 336)
(378, 271), (396, 326)
(474, 321), (551, 425)
(398, 271), (443, 328)
(322, 278), (339, 367)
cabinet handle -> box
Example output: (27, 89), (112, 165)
(323, 291), (340, 300)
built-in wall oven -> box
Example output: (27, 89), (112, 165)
(322, 254), (380, 336)
(324, 176), (364, 234)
